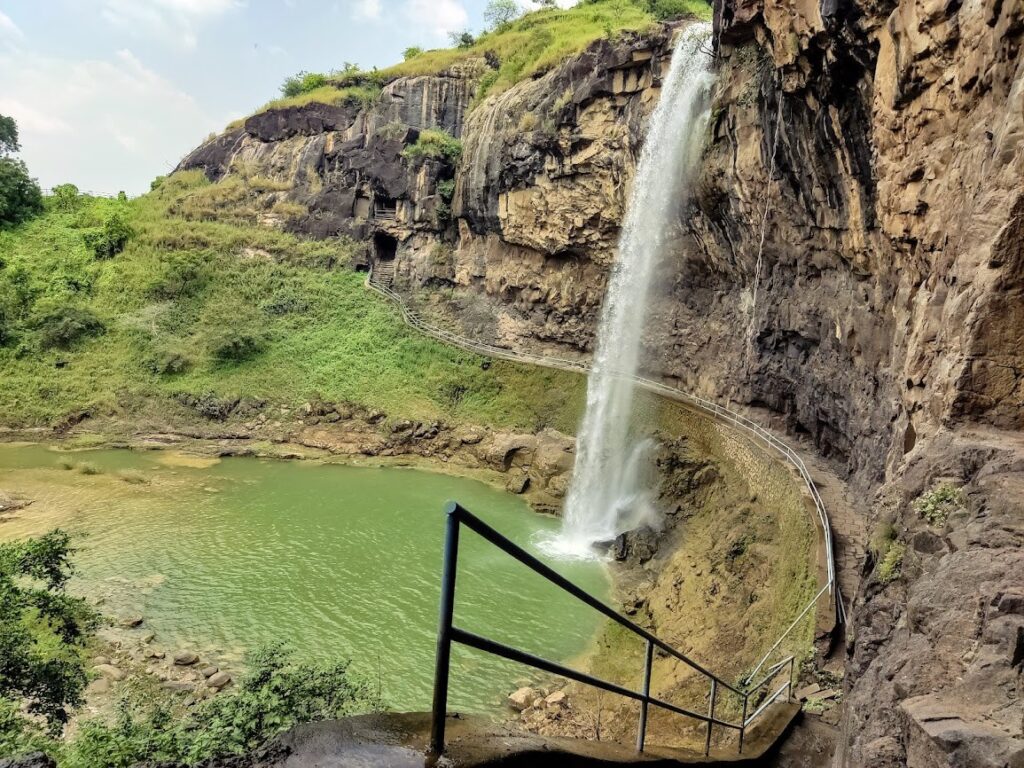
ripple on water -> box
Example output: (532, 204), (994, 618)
(0, 444), (609, 712)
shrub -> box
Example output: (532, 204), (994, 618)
(475, 71), (500, 104)
(36, 306), (105, 349)
(51, 184), (80, 212)
(148, 252), (210, 300)
(59, 643), (377, 767)
(262, 290), (310, 316)
(448, 30), (476, 48)
(648, 0), (695, 18)
(149, 349), (193, 375)
(517, 111), (539, 132)
(401, 130), (463, 163)
(877, 540), (906, 584)
(913, 483), (962, 526)
(280, 71), (328, 98)
(83, 209), (134, 259)
(403, 46), (424, 60)
(209, 328), (267, 363)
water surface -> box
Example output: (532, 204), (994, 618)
(0, 443), (608, 712)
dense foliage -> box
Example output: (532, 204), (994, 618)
(0, 114), (43, 228)
(0, 531), (97, 729)
(0, 172), (585, 432)
(54, 644), (376, 767)
(400, 130), (463, 163)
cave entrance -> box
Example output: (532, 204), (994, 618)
(372, 233), (398, 287)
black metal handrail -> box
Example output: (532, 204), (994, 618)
(429, 502), (795, 758)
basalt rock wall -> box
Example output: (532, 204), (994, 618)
(698, 0), (1024, 765)
(176, 12), (1024, 764)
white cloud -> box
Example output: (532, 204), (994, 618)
(0, 10), (23, 38)
(0, 10), (24, 50)
(353, 0), (382, 20)
(0, 47), (221, 194)
(403, 0), (468, 39)
(101, 0), (240, 49)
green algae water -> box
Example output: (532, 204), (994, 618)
(0, 443), (609, 712)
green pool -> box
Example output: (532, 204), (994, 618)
(0, 443), (609, 712)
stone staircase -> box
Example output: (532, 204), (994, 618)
(371, 259), (395, 288)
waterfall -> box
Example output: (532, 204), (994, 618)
(554, 24), (715, 556)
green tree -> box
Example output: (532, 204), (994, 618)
(51, 183), (80, 212)
(447, 30), (475, 48)
(0, 114), (18, 155)
(402, 46), (424, 60)
(0, 531), (97, 729)
(484, 0), (520, 28)
(0, 157), (43, 228)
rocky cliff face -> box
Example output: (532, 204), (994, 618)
(177, 9), (1024, 763)
(700, 1), (1024, 764)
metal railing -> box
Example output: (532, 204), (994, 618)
(365, 269), (844, 675)
(430, 502), (795, 758)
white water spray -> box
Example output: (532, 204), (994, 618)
(554, 24), (715, 556)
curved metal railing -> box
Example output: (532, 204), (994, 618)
(430, 502), (797, 758)
(365, 270), (844, 682)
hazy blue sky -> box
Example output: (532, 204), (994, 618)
(0, 0), (567, 195)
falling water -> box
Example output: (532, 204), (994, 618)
(555, 24), (715, 556)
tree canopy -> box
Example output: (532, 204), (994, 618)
(0, 114), (19, 155)
(0, 114), (43, 227)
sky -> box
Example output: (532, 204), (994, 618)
(0, 0), (568, 195)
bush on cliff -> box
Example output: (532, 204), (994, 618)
(401, 130), (463, 163)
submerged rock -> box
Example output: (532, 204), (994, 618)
(173, 651), (199, 666)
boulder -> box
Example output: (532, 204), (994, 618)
(201, 665), (219, 678)
(87, 678), (111, 695)
(93, 664), (125, 681)
(508, 686), (536, 711)
(173, 651), (199, 666)
(545, 690), (567, 708)
(505, 471), (530, 494)
(207, 671), (232, 689)
(162, 681), (195, 693)
(120, 614), (144, 628)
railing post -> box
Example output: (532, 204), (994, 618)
(704, 678), (717, 756)
(788, 657), (795, 702)
(429, 502), (462, 757)
(636, 639), (653, 752)
(738, 695), (748, 754)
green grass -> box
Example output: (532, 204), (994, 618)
(234, 0), (711, 124)
(380, 0), (660, 100)
(0, 171), (586, 433)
